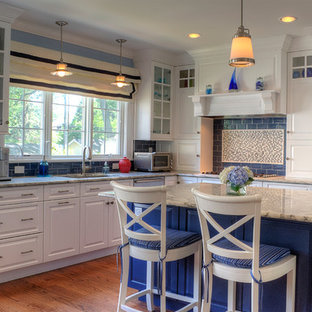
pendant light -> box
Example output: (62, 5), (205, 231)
(229, 0), (255, 67)
(112, 39), (130, 88)
(51, 21), (73, 77)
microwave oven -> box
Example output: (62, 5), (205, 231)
(134, 152), (172, 172)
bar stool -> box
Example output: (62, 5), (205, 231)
(192, 189), (296, 312)
(111, 181), (202, 312)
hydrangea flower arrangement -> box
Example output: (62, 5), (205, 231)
(219, 166), (254, 195)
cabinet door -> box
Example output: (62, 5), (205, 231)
(175, 140), (200, 171)
(80, 196), (109, 253)
(174, 66), (200, 139)
(108, 199), (121, 247)
(44, 198), (79, 262)
(152, 62), (173, 139)
(0, 21), (10, 134)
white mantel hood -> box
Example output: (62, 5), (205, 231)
(190, 90), (283, 117)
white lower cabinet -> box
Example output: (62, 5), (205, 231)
(80, 196), (109, 253)
(262, 181), (310, 190)
(44, 198), (80, 262)
(108, 198), (121, 247)
(0, 234), (43, 273)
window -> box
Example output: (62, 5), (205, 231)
(6, 88), (44, 156)
(5, 86), (126, 159)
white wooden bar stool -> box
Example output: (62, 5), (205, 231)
(111, 181), (202, 312)
(192, 189), (296, 312)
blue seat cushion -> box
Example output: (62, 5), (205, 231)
(129, 226), (201, 250)
(212, 239), (291, 269)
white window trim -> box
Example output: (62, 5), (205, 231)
(7, 87), (127, 162)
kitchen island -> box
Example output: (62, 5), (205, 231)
(125, 183), (312, 312)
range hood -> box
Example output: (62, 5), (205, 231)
(190, 90), (284, 117)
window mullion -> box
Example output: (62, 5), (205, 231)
(45, 92), (53, 159)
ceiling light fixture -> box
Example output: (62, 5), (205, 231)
(51, 21), (72, 77)
(111, 39), (130, 88)
(188, 33), (200, 39)
(280, 16), (297, 23)
(229, 0), (255, 67)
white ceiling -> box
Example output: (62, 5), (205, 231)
(2, 0), (312, 55)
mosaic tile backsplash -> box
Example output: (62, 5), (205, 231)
(222, 129), (284, 164)
(213, 117), (286, 175)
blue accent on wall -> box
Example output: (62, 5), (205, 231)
(11, 29), (134, 68)
(213, 117), (287, 176)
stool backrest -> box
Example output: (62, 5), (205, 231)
(111, 181), (167, 257)
(192, 189), (262, 272)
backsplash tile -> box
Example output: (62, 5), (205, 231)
(213, 117), (286, 175)
(9, 160), (124, 177)
(133, 140), (156, 153)
(222, 129), (284, 164)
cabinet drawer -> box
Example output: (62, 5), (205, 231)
(0, 234), (43, 273)
(0, 202), (43, 239)
(44, 183), (80, 200)
(0, 186), (43, 206)
(80, 181), (112, 197)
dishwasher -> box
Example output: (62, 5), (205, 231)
(133, 177), (165, 187)
(133, 177), (165, 215)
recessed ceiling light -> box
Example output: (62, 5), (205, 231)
(280, 16), (297, 23)
(188, 33), (200, 39)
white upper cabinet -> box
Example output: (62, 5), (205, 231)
(286, 50), (312, 177)
(174, 65), (200, 139)
(135, 61), (173, 140)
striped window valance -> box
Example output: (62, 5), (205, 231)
(10, 41), (141, 101)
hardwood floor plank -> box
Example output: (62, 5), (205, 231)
(0, 255), (161, 312)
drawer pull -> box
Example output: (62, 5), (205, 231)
(106, 202), (110, 205)
(110, 201), (114, 205)
(0, 256), (2, 259)
(58, 190), (70, 193)
(21, 218), (34, 222)
(0, 222), (3, 225)
(21, 193), (34, 197)
(21, 250), (33, 255)
(90, 188), (100, 191)
(58, 201), (70, 205)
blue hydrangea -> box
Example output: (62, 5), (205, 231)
(228, 166), (249, 186)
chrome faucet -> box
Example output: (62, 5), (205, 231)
(82, 146), (92, 175)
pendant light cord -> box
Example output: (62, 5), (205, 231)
(60, 23), (63, 63)
(241, 0), (243, 27)
(119, 40), (122, 75)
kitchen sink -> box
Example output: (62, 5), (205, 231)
(63, 173), (120, 178)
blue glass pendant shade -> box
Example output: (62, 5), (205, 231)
(229, 68), (238, 91)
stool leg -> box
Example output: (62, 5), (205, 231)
(146, 261), (154, 312)
(286, 267), (296, 312)
(201, 264), (213, 312)
(160, 261), (166, 312)
(227, 281), (236, 312)
(118, 245), (130, 312)
(193, 245), (202, 312)
(251, 281), (259, 312)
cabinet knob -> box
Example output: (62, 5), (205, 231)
(106, 202), (110, 205)
(0, 222), (3, 225)
(110, 201), (114, 205)
(286, 157), (291, 160)
(196, 154), (200, 157)
(197, 131), (200, 134)
(286, 131), (291, 134)
(5, 121), (9, 125)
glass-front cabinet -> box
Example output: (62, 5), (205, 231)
(0, 20), (10, 134)
(152, 63), (172, 138)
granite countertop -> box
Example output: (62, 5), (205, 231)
(0, 171), (177, 188)
(166, 183), (312, 223)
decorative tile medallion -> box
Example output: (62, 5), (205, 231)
(222, 129), (284, 164)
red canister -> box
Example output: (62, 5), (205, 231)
(119, 157), (131, 173)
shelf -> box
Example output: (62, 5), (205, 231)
(190, 90), (284, 117)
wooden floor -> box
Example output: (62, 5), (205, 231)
(0, 255), (159, 312)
